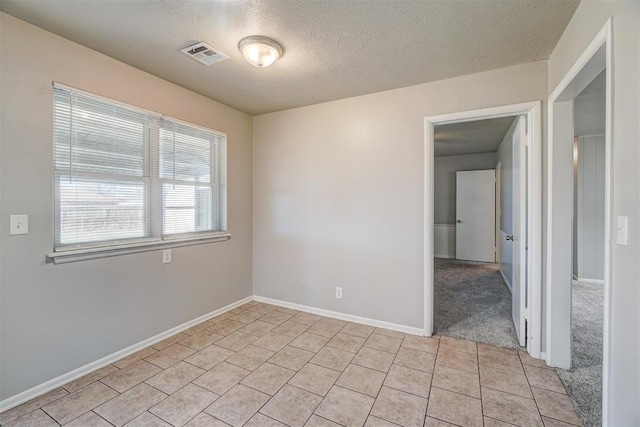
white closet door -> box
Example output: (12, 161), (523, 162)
(455, 169), (496, 263)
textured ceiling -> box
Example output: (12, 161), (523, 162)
(1, 0), (579, 115)
(435, 116), (516, 157)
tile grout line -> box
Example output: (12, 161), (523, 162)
(248, 350), (316, 425)
(423, 335), (438, 426)
(199, 304), (277, 426)
(61, 306), (259, 427)
(477, 384), (534, 401)
(93, 410), (116, 427)
(245, 303), (348, 426)
(151, 381), (216, 427)
(170, 309), (566, 426)
(360, 332), (433, 426)
(528, 385), (584, 427)
(41, 409), (60, 427)
(483, 415), (520, 426)
(3, 302), (580, 427)
(353, 327), (387, 426)
(299, 317), (372, 425)
(209, 307), (341, 426)
(538, 412), (583, 427)
(265, 316), (382, 425)
(41, 379), (121, 427)
(428, 337), (495, 427)
(0, 390), (70, 426)
(16, 305), (357, 425)
(430, 384), (483, 401)
(516, 350), (546, 426)
(308, 412), (348, 427)
(96, 380), (167, 426)
(476, 341), (485, 427)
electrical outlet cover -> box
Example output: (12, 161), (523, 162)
(10, 214), (28, 235)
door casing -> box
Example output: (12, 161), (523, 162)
(424, 101), (542, 359)
(546, 18), (612, 424)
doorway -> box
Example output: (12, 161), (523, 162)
(547, 19), (611, 426)
(424, 101), (543, 358)
(432, 116), (519, 348)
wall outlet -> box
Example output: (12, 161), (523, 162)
(335, 287), (343, 299)
(162, 249), (172, 264)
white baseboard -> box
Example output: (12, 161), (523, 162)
(499, 269), (512, 293)
(0, 296), (253, 414)
(576, 277), (605, 285)
(2, 294), (423, 413)
(253, 295), (424, 336)
(434, 255), (455, 259)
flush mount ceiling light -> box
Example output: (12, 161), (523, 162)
(238, 36), (284, 68)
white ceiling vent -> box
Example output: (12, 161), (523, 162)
(181, 42), (228, 66)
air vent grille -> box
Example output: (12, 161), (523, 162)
(181, 42), (228, 66)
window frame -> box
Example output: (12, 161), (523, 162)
(47, 83), (230, 264)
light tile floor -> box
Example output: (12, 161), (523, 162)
(0, 302), (583, 427)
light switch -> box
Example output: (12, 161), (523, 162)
(10, 214), (29, 235)
(616, 216), (628, 246)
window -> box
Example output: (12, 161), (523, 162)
(51, 84), (227, 259)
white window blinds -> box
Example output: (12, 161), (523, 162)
(53, 84), (227, 250)
(159, 121), (225, 236)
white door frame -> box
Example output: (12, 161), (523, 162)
(495, 161), (501, 264)
(546, 18), (612, 423)
(424, 101), (543, 358)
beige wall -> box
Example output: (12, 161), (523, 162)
(253, 61), (547, 329)
(548, 1), (640, 424)
(5, 3), (637, 422)
(0, 13), (253, 399)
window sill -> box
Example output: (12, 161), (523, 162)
(46, 233), (231, 264)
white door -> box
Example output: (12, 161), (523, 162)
(512, 116), (528, 346)
(455, 170), (496, 262)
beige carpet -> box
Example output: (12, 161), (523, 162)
(556, 280), (603, 427)
(434, 258), (522, 349)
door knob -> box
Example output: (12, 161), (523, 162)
(506, 235), (514, 241)
(456, 220), (462, 224)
